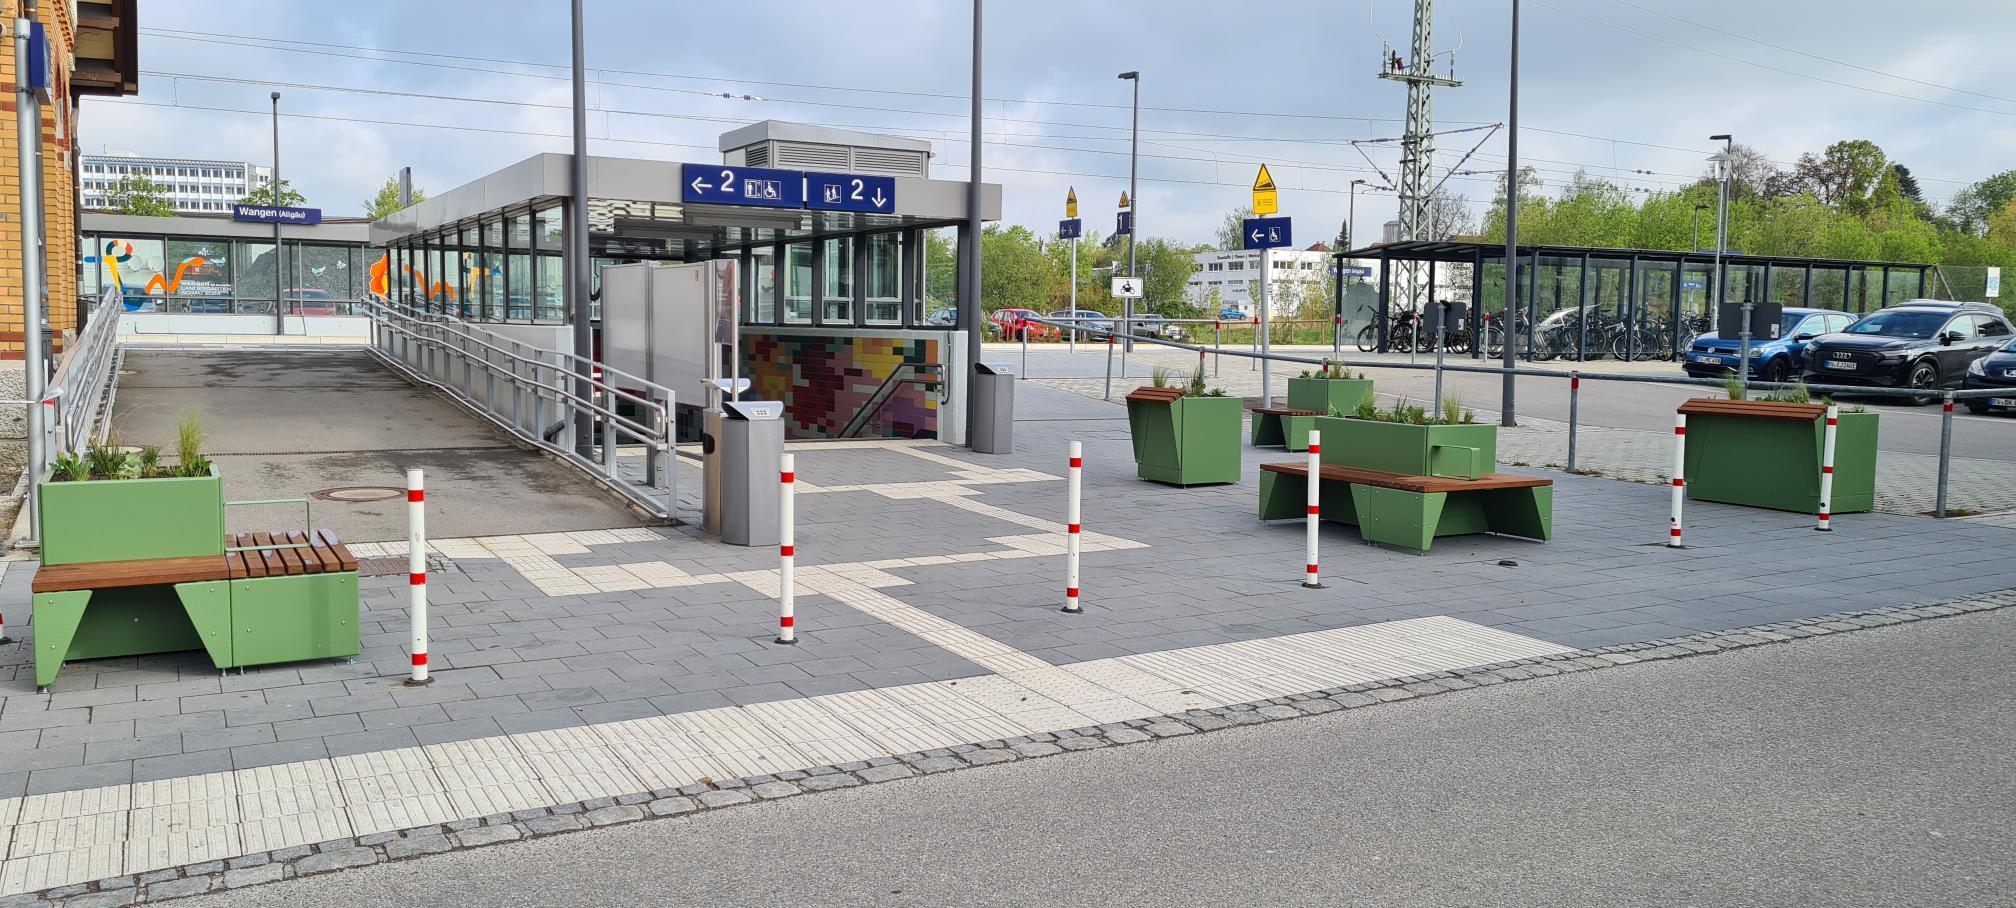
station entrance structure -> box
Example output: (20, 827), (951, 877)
(370, 121), (1002, 446)
(1338, 240), (1937, 358)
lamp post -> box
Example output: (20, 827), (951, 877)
(964, 0), (985, 447)
(1500, 0), (1521, 427)
(1709, 134), (1744, 391)
(270, 92), (283, 335)
(568, 0), (593, 454)
(1119, 70), (1139, 378)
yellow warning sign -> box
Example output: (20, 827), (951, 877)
(1066, 187), (1078, 219)
(1118, 191), (1131, 210)
(1252, 164), (1279, 215)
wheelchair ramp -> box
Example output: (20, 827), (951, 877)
(106, 348), (653, 542)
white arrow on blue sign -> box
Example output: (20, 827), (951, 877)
(1059, 218), (1083, 240)
(681, 164), (805, 209)
(1242, 216), (1292, 250)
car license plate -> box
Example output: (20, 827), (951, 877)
(1823, 360), (1857, 371)
(1993, 398), (2016, 409)
(1690, 354), (1721, 365)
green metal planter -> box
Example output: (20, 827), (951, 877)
(1286, 377), (1375, 416)
(1680, 399), (1878, 515)
(1310, 416), (1499, 478)
(1126, 387), (1243, 486)
(37, 465), (225, 565)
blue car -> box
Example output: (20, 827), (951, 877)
(1681, 307), (1857, 383)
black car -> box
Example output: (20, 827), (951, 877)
(1802, 301), (2014, 401)
(1962, 336), (2016, 414)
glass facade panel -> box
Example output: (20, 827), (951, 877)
(100, 238), (165, 311)
(784, 242), (814, 324)
(483, 217), (506, 321)
(752, 245), (777, 324)
(535, 207), (564, 320)
(508, 213), (533, 320)
(164, 238), (232, 311)
(864, 232), (901, 325)
(822, 237), (854, 324)
(233, 241), (276, 313)
(297, 245), (353, 310)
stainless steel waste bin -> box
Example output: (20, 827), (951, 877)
(971, 362), (1015, 454)
(706, 400), (786, 546)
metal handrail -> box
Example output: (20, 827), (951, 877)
(45, 285), (126, 456)
(370, 295), (677, 408)
(362, 298), (677, 520)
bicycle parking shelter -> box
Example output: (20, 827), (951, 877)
(371, 121), (1002, 443)
(1336, 240), (1935, 359)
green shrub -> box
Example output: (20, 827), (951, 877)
(177, 408), (209, 469)
(1722, 374), (1746, 401)
(1150, 366), (1172, 389)
(51, 452), (90, 482)
(85, 445), (130, 481)
(138, 446), (162, 479)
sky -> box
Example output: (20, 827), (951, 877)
(86, 0), (2016, 246)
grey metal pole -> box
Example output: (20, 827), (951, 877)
(569, 0), (594, 454)
(1433, 300), (1448, 413)
(964, 0), (985, 445)
(18, 14), (45, 546)
(1102, 332), (1114, 400)
(1121, 71), (1140, 380)
(1259, 248), (1272, 407)
(1500, 0), (1520, 428)
(1567, 372), (1580, 472)
(271, 92), (283, 336)
(1935, 393), (1954, 518)
(1068, 236), (1078, 354)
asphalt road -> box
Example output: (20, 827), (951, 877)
(191, 609), (2016, 908)
(1006, 344), (2016, 462)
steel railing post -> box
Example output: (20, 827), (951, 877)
(1816, 402), (1838, 531)
(776, 452), (797, 644)
(1567, 372), (1580, 473)
(1063, 440), (1083, 614)
(1936, 394), (1954, 518)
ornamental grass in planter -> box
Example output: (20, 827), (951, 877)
(1287, 363), (1375, 416)
(1125, 367), (1242, 486)
(1311, 395), (1498, 478)
(38, 409), (226, 565)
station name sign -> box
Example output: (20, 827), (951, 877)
(232, 204), (323, 225)
(681, 164), (897, 215)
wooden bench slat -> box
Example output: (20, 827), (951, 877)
(234, 532), (268, 578)
(225, 534), (251, 580)
(249, 532), (285, 577)
(1676, 398), (1825, 422)
(33, 556), (233, 593)
(288, 531), (327, 574)
(1262, 461), (1553, 494)
(270, 531), (308, 576)
(1124, 387), (1184, 404)
(1251, 407), (1322, 416)
(316, 528), (359, 571)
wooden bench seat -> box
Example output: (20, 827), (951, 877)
(1258, 462), (1553, 552)
(30, 528), (361, 688)
(1250, 408), (1325, 451)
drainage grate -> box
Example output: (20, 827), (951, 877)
(310, 486), (406, 503)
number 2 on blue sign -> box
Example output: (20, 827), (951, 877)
(719, 169), (736, 197)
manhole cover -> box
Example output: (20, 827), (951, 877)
(311, 486), (405, 503)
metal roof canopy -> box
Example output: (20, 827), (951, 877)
(1334, 239), (1932, 273)
(370, 151), (1000, 260)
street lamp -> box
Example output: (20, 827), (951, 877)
(270, 92), (283, 336)
(1708, 133), (1748, 390)
(1501, 0), (1521, 426)
(1118, 71), (1139, 379)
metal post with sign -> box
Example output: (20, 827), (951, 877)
(1116, 191), (1134, 377)
(17, 15), (48, 544)
(1063, 187), (1080, 354)
(1244, 165), (1291, 408)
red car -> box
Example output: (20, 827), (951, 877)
(989, 308), (1059, 341)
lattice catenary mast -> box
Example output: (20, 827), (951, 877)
(1378, 0), (1461, 313)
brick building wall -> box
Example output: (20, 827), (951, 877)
(0, 0), (82, 359)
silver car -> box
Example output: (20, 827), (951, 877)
(1048, 309), (1114, 338)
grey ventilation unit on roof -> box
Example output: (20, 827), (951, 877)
(719, 120), (933, 178)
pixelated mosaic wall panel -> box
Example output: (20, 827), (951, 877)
(743, 333), (940, 439)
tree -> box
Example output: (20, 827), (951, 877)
(1421, 190), (1476, 241)
(979, 224), (1058, 316)
(1698, 142), (1781, 200)
(104, 174), (175, 216)
(1786, 140), (1887, 211)
(363, 175), (426, 220)
(238, 179), (306, 208)
(1986, 199), (2016, 250)
(1214, 206), (1256, 251)
(1949, 171), (2016, 235)
(1893, 164), (1924, 203)
(1135, 238), (1200, 316)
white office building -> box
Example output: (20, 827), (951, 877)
(1186, 246), (1346, 316)
(80, 154), (273, 213)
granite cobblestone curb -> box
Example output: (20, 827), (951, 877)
(8, 590), (2009, 907)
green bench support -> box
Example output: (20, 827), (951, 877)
(1259, 462), (1553, 552)
(1251, 407), (1322, 451)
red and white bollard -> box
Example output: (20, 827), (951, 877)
(405, 468), (430, 685)
(1668, 413), (1687, 548)
(1063, 441), (1083, 614)
(777, 453), (798, 644)
(1303, 430), (1324, 588)
(1816, 403), (1838, 531)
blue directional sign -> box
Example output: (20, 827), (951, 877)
(1115, 211), (1133, 236)
(1242, 216), (1292, 250)
(681, 164), (804, 209)
(1058, 218), (1083, 240)
(1335, 264), (1373, 279)
(232, 204), (322, 225)
(806, 171), (896, 214)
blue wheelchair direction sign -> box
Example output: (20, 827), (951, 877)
(682, 163), (804, 209)
(1242, 216), (1292, 250)
(1058, 218), (1083, 239)
(806, 171), (896, 214)
(1115, 211), (1133, 236)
